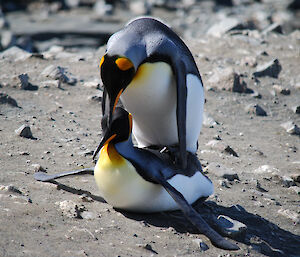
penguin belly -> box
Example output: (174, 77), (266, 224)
(94, 143), (213, 213)
(120, 62), (204, 153)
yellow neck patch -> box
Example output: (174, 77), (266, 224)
(115, 57), (133, 71)
(99, 143), (125, 167)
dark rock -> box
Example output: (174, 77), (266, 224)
(18, 73), (38, 91)
(0, 93), (19, 107)
(224, 145), (239, 157)
(245, 104), (267, 116)
(273, 85), (290, 95)
(15, 124), (34, 139)
(253, 59), (282, 78)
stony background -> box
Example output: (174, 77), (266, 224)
(0, 0), (300, 256)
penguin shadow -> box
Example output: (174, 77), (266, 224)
(48, 180), (106, 203)
(119, 199), (300, 257)
(44, 179), (300, 256)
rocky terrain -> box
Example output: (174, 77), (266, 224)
(0, 0), (300, 256)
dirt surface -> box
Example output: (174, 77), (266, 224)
(1, 3), (300, 257)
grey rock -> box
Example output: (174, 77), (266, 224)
(204, 162), (239, 181)
(207, 67), (248, 93)
(253, 165), (280, 174)
(290, 173), (300, 182)
(281, 121), (300, 135)
(55, 200), (86, 219)
(83, 81), (101, 89)
(41, 80), (60, 88)
(289, 186), (300, 195)
(0, 93), (19, 107)
(207, 17), (242, 37)
(206, 140), (238, 157)
(15, 125), (33, 139)
(240, 56), (257, 67)
(1, 30), (16, 49)
(203, 112), (218, 127)
(18, 73), (29, 89)
(281, 176), (296, 188)
(291, 105), (300, 114)
(93, 0), (113, 16)
(192, 238), (209, 251)
(64, 0), (80, 9)
(130, 1), (151, 15)
(253, 59), (282, 78)
(245, 104), (267, 116)
(216, 215), (247, 238)
(88, 94), (102, 102)
(261, 23), (283, 35)
(32, 164), (46, 173)
(278, 209), (300, 224)
(0, 46), (31, 62)
(41, 65), (77, 86)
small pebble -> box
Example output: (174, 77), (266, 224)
(280, 121), (300, 135)
(192, 238), (209, 251)
(32, 164), (46, 173)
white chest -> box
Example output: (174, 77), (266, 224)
(120, 62), (204, 152)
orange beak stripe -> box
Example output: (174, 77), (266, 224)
(115, 57), (133, 71)
(128, 113), (133, 135)
(112, 89), (124, 113)
(104, 134), (117, 146)
(99, 55), (105, 68)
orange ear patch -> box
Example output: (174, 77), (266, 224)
(115, 57), (133, 71)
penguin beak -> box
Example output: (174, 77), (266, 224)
(93, 133), (117, 160)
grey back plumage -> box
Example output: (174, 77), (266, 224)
(106, 17), (200, 78)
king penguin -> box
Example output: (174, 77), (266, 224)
(96, 17), (205, 169)
(93, 107), (239, 250)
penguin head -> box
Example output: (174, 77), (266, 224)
(93, 107), (132, 158)
(100, 54), (135, 123)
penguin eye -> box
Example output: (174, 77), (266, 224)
(115, 57), (133, 71)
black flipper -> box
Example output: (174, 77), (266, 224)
(34, 168), (94, 182)
(175, 60), (187, 170)
(157, 175), (240, 250)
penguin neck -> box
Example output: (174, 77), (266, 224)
(114, 135), (136, 159)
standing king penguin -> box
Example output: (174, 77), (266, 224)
(96, 17), (205, 169)
(93, 107), (239, 250)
